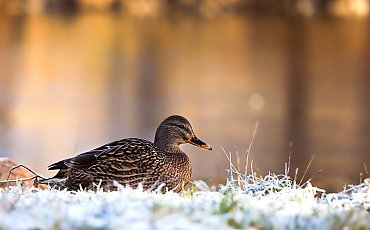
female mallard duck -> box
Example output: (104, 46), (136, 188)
(40, 115), (212, 192)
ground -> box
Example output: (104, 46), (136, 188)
(0, 174), (369, 230)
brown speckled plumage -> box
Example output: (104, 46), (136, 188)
(40, 115), (211, 192)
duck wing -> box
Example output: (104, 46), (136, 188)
(48, 139), (138, 170)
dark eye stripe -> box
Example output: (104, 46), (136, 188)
(167, 123), (179, 127)
(166, 123), (191, 133)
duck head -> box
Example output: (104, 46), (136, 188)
(154, 115), (212, 152)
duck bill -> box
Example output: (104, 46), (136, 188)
(187, 135), (212, 150)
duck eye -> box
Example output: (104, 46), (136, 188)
(178, 125), (185, 130)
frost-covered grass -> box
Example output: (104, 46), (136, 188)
(0, 174), (369, 230)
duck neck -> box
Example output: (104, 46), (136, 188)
(154, 127), (183, 154)
(155, 142), (182, 153)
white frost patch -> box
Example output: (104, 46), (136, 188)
(0, 180), (369, 229)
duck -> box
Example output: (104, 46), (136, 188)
(39, 115), (212, 192)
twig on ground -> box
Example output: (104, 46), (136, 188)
(0, 176), (38, 184)
(0, 161), (47, 188)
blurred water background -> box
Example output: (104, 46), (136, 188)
(0, 0), (370, 192)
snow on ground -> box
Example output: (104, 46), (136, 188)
(0, 177), (369, 230)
